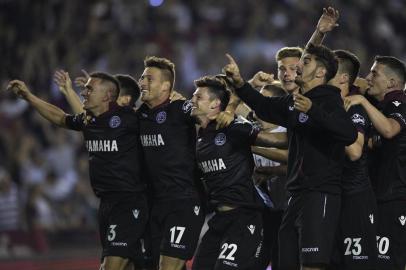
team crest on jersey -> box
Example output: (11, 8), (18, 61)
(214, 133), (226, 146)
(156, 111), (167, 124)
(351, 113), (365, 126)
(298, 112), (309, 123)
(109, 116), (121, 128)
(182, 100), (193, 113)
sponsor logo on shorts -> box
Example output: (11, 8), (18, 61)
(247, 225), (255, 235)
(302, 247), (319, 253)
(132, 209), (140, 219)
(111, 242), (127, 247)
(255, 241), (263, 258)
(369, 213), (374, 224)
(353, 255), (368, 260)
(222, 261), (238, 267)
(399, 215), (406, 226)
(170, 243), (186, 249)
(378, 254), (390, 260)
(194, 205), (200, 216)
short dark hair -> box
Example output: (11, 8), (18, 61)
(194, 76), (230, 111)
(90, 72), (120, 101)
(375, 55), (406, 84)
(334, 50), (360, 86)
(276, 47), (303, 61)
(306, 44), (338, 82)
(261, 84), (286, 97)
(115, 74), (140, 105)
(144, 56), (176, 91)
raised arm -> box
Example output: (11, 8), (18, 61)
(7, 80), (68, 127)
(306, 7), (339, 49)
(222, 54), (289, 126)
(54, 70), (84, 114)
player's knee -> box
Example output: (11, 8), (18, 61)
(301, 263), (325, 270)
(101, 256), (130, 270)
(159, 255), (185, 270)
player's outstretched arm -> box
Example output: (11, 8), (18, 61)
(7, 80), (67, 127)
(306, 6), (339, 49)
(54, 70), (84, 114)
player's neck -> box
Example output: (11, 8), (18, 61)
(146, 94), (170, 109)
(302, 79), (323, 94)
(91, 103), (110, 117)
(340, 85), (350, 99)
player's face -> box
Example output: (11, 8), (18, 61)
(191, 87), (216, 118)
(295, 53), (319, 86)
(366, 62), (389, 98)
(139, 67), (167, 104)
(81, 78), (109, 111)
(277, 57), (300, 93)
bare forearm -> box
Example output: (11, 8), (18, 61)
(257, 165), (287, 176)
(64, 89), (84, 114)
(255, 132), (288, 149)
(225, 93), (241, 114)
(361, 99), (400, 138)
(26, 93), (66, 126)
(306, 29), (325, 49)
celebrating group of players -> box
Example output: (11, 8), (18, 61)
(6, 6), (406, 270)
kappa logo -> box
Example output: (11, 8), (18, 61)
(132, 209), (140, 219)
(351, 113), (366, 126)
(194, 205), (200, 216)
(369, 214), (374, 224)
(214, 133), (227, 146)
(289, 105), (295, 111)
(156, 111), (167, 124)
(399, 215), (406, 226)
(393, 101), (401, 107)
(141, 113), (148, 118)
(182, 100), (193, 113)
(298, 112), (309, 123)
(247, 225), (255, 235)
(109, 116), (121, 128)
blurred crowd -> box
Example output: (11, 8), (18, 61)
(1, 0), (406, 256)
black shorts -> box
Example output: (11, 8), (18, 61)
(192, 208), (265, 270)
(98, 194), (148, 264)
(278, 191), (341, 269)
(150, 198), (205, 264)
(376, 200), (406, 270)
(336, 188), (378, 270)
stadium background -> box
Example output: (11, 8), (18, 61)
(0, 0), (405, 269)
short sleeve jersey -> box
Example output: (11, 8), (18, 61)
(65, 104), (146, 198)
(137, 100), (199, 201)
(196, 118), (262, 208)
